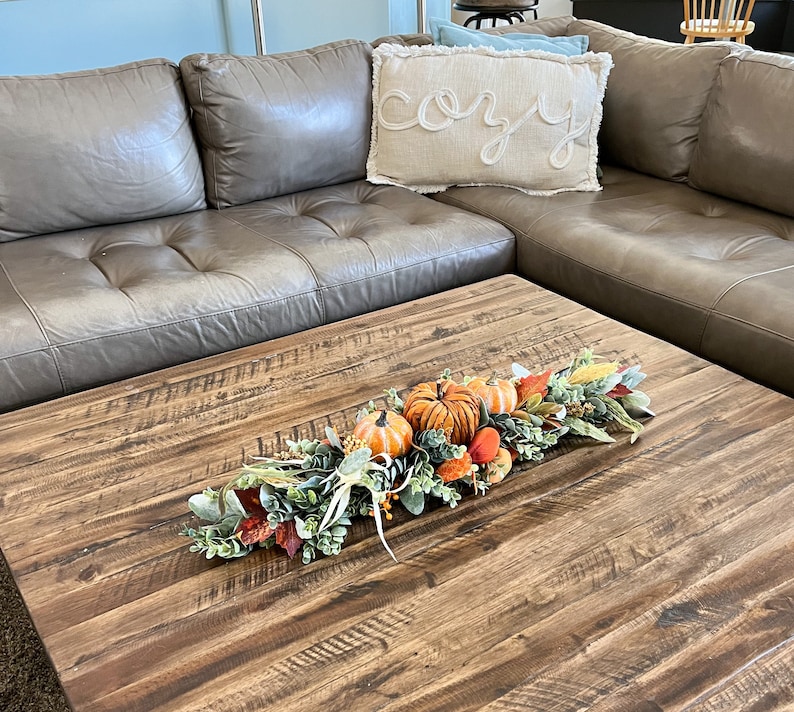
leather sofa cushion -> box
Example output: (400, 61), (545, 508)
(0, 59), (206, 242)
(689, 52), (794, 219)
(702, 266), (794, 395)
(0, 182), (513, 412)
(566, 20), (732, 182)
(180, 40), (373, 209)
(485, 15), (577, 38)
(433, 166), (794, 396)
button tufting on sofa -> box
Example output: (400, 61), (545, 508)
(1, 19), (793, 411)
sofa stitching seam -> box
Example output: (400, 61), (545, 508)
(193, 71), (220, 208)
(702, 312), (790, 341)
(699, 265), (794, 348)
(197, 40), (366, 69)
(0, 291), (319, 362)
(0, 259), (68, 391)
(216, 211), (330, 320)
(0, 59), (176, 84)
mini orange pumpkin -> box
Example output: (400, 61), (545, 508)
(402, 380), (481, 445)
(352, 409), (413, 459)
(468, 372), (518, 414)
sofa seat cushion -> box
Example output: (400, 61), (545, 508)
(433, 166), (794, 395)
(220, 181), (515, 323)
(0, 59), (206, 242)
(0, 210), (324, 412)
(0, 181), (513, 412)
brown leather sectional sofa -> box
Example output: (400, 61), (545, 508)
(1, 17), (792, 413)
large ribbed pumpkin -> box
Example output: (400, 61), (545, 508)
(402, 380), (481, 445)
(353, 409), (413, 459)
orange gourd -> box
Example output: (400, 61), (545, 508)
(352, 409), (413, 459)
(402, 380), (481, 445)
(484, 448), (513, 483)
(468, 372), (518, 414)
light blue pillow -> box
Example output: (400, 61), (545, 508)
(428, 17), (589, 57)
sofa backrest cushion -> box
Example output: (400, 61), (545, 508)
(566, 20), (733, 182)
(0, 59), (206, 243)
(689, 51), (794, 218)
(486, 16), (576, 39)
(180, 40), (373, 209)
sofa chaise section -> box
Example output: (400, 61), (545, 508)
(431, 19), (794, 396)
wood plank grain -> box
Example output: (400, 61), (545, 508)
(1, 275), (792, 712)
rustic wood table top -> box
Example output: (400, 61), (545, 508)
(2, 275), (794, 712)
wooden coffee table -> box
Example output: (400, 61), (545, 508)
(2, 275), (793, 711)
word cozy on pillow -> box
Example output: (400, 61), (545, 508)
(367, 43), (612, 195)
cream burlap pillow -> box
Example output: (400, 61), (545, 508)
(367, 43), (612, 195)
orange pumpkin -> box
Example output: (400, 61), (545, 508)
(352, 409), (413, 459)
(402, 379), (481, 445)
(468, 372), (518, 414)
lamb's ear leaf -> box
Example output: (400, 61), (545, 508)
(188, 492), (221, 521)
(399, 487), (426, 515)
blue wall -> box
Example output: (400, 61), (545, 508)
(0, 0), (447, 76)
(0, 0), (255, 75)
(263, 0), (390, 54)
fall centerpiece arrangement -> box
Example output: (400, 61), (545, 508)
(183, 349), (653, 565)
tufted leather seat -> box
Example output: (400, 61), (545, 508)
(0, 181), (513, 411)
(435, 166), (794, 394)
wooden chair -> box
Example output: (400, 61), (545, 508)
(680, 0), (757, 43)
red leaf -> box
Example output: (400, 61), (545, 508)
(234, 487), (267, 517)
(236, 516), (274, 546)
(606, 383), (632, 398)
(275, 520), (303, 559)
(516, 369), (552, 405)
